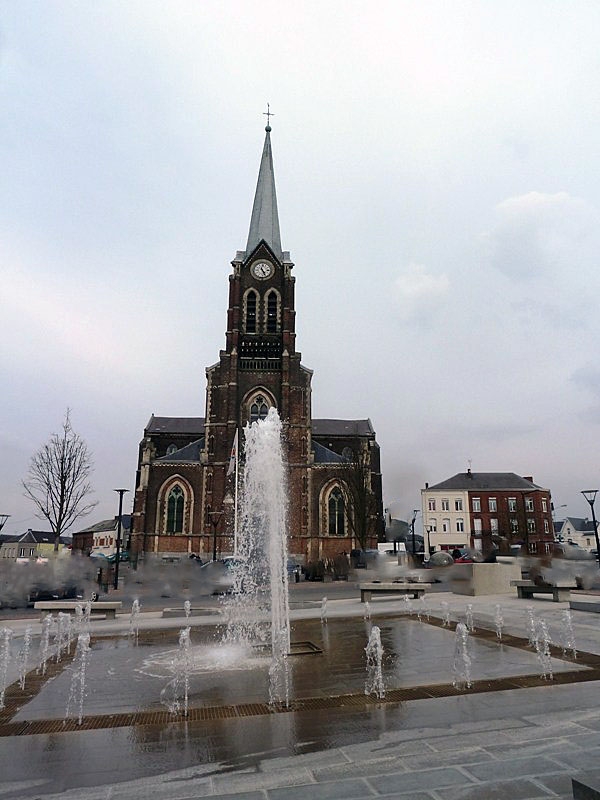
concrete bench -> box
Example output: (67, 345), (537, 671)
(360, 582), (432, 602)
(34, 600), (122, 620)
(511, 580), (575, 603)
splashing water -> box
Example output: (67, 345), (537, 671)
(465, 604), (475, 632)
(222, 408), (291, 706)
(161, 627), (193, 715)
(534, 618), (553, 680)
(54, 613), (72, 661)
(0, 628), (13, 709)
(18, 627), (32, 690)
(184, 599), (191, 620)
(526, 606), (538, 649)
(403, 595), (413, 616)
(441, 601), (451, 627)
(364, 625), (385, 699)
(494, 604), (504, 641)
(129, 599), (141, 643)
(452, 622), (472, 690)
(561, 609), (577, 658)
(320, 597), (328, 624)
(38, 617), (54, 676)
(419, 595), (430, 621)
(65, 632), (91, 725)
(363, 601), (371, 621)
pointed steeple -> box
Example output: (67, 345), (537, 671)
(246, 126), (282, 260)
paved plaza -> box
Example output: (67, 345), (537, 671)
(2, 588), (600, 799)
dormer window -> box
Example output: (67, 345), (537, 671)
(166, 443), (178, 456)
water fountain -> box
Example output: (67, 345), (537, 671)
(0, 627), (13, 709)
(452, 622), (472, 690)
(129, 599), (141, 643)
(494, 604), (504, 641)
(364, 625), (385, 699)
(534, 618), (553, 680)
(38, 616), (53, 676)
(65, 632), (91, 725)
(320, 597), (328, 623)
(562, 609), (577, 658)
(441, 600), (451, 627)
(465, 603), (475, 632)
(17, 626), (32, 690)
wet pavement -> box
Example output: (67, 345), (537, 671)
(2, 587), (600, 798)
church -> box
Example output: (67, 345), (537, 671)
(130, 125), (384, 566)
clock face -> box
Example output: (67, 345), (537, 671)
(251, 260), (274, 280)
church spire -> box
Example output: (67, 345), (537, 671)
(246, 123), (282, 260)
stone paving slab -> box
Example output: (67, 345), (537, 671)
(266, 777), (374, 799)
(430, 778), (556, 799)
(367, 766), (474, 794)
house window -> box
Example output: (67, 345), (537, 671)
(19, 548), (25, 557)
(29, 548), (35, 556)
(527, 518), (535, 534)
(265, 290), (279, 333)
(245, 290), (257, 333)
(490, 519), (498, 533)
(328, 488), (345, 536)
(542, 498), (547, 513)
(454, 499), (463, 512)
(525, 497), (534, 512)
(442, 519), (450, 533)
(472, 497), (481, 512)
(508, 497), (516, 512)
(166, 485), (185, 533)
(529, 541), (538, 554)
(488, 497), (497, 512)
(473, 519), (482, 533)
(429, 518), (437, 532)
(428, 498), (436, 511)
(544, 520), (549, 534)
(441, 499), (449, 511)
(510, 519), (519, 535)
(456, 518), (464, 533)
(250, 395), (269, 424)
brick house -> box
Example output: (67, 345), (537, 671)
(422, 471), (554, 555)
(130, 126), (383, 565)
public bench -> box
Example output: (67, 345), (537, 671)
(34, 600), (122, 621)
(360, 582), (432, 603)
(511, 579), (575, 603)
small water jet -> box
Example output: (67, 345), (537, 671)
(402, 595), (413, 616)
(37, 616), (53, 676)
(526, 606), (537, 649)
(18, 626), (32, 691)
(364, 625), (385, 699)
(441, 601), (451, 627)
(54, 612), (72, 662)
(320, 597), (328, 624)
(65, 632), (91, 725)
(452, 622), (472, 690)
(494, 604), (504, 641)
(534, 618), (553, 680)
(465, 603), (475, 632)
(561, 609), (577, 658)
(129, 599), (141, 643)
(363, 601), (371, 621)
(184, 599), (191, 620)
(0, 627), (13, 709)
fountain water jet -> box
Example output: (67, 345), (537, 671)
(65, 632), (91, 725)
(222, 408), (291, 706)
(452, 622), (472, 690)
(18, 626), (32, 690)
(364, 625), (385, 699)
(0, 627), (13, 709)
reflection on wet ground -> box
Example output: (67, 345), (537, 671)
(8, 615), (587, 724)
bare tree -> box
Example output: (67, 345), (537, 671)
(23, 410), (97, 551)
(340, 447), (379, 551)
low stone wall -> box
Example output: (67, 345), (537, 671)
(450, 562), (521, 596)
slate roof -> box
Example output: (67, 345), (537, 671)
(146, 416), (205, 435)
(312, 419), (374, 437)
(5, 529), (71, 545)
(246, 127), (282, 260)
(563, 517), (598, 533)
(312, 441), (346, 464)
(155, 439), (204, 463)
(427, 472), (545, 491)
(73, 516), (132, 535)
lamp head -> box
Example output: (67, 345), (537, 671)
(582, 490), (598, 506)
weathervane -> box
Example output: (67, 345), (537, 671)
(263, 103), (274, 129)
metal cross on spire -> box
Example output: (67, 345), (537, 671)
(263, 103), (274, 129)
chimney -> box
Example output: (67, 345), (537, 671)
(425, 482), (429, 489)
(523, 476), (533, 483)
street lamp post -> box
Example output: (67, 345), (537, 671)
(113, 489), (129, 590)
(425, 525), (433, 556)
(581, 490), (600, 567)
(0, 515), (10, 533)
(210, 511), (224, 562)
(410, 509), (419, 557)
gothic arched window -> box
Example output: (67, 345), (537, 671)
(166, 485), (184, 533)
(206, 472), (213, 493)
(245, 290), (257, 333)
(328, 487), (345, 536)
(342, 446), (354, 462)
(265, 290), (279, 333)
(250, 395), (269, 424)
(166, 443), (178, 456)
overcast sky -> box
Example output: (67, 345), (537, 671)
(2, 1), (600, 535)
